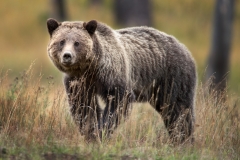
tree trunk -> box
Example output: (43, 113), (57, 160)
(206, 0), (234, 92)
(89, 0), (102, 6)
(114, 0), (152, 27)
(50, 0), (67, 21)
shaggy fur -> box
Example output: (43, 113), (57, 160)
(47, 18), (197, 143)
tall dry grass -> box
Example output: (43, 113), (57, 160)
(0, 65), (239, 159)
(0, 64), (81, 148)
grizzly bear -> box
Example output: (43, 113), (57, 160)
(47, 18), (197, 143)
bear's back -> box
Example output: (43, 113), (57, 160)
(115, 27), (195, 89)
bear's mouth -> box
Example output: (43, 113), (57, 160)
(61, 62), (91, 72)
(62, 62), (72, 67)
(62, 63), (78, 69)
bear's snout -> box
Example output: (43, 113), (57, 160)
(62, 52), (73, 65)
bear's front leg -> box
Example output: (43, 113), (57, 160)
(101, 87), (134, 139)
(64, 77), (102, 141)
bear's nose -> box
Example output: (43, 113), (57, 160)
(63, 52), (72, 63)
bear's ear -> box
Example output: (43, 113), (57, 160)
(47, 18), (60, 37)
(83, 20), (97, 35)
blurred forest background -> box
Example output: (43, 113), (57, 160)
(0, 0), (240, 94)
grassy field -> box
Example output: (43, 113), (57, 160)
(0, 0), (240, 159)
(0, 63), (239, 159)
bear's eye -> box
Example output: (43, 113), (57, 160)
(60, 40), (65, 46)
(74, 42), (79, 47)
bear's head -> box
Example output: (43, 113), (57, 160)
(47, 18), (98, 75)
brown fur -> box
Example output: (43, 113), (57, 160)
(47, 18), (197, 143)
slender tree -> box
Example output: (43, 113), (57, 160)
(114, 0), (152, 27)
(206, 0), (235, 92)
(50, 0), (67, 21)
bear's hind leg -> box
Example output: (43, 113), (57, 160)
(159, 103), (194, 144)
